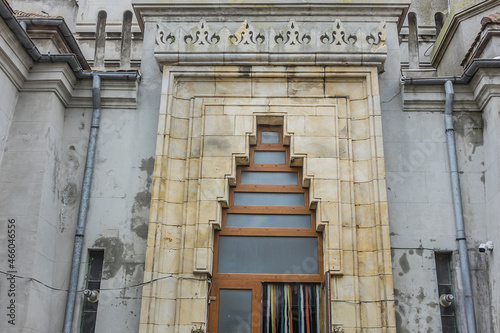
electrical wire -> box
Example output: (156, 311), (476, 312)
(0, 269), (208, 293)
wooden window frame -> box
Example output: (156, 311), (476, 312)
(209, 125), (323, 333)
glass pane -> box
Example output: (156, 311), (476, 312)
(241, 172), (298, 185)
(89, 250), (104, 280)
(226, 214), (310, 228)
(441, 316), (457, 333)
(218, 289), (252, 333)
(435, 253), (451, 285)
(234, 193), (304, 206)
(254, 151), (286, 164)
(261, 131), (279, 143)
(218, 236), (319, 274)
(81, 311), (98, 333)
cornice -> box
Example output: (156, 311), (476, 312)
(0, 16), (32, 89)
(430, 0), (500, 69)
(132, 1), (410, 32)
(21, 63), (77, 107)
(403, 84), (480, 112)
(69, 79), (138, 109)
(469, 67), (500, 110)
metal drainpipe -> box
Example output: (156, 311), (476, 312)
(62, 74), (102, 333)
(444, 80), (477, 333)
(0, 3), (141, 330)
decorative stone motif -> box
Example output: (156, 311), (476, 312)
(184, 19), (220, 46)
(275, 20), (311, 46)
(229, 20), (265, 45)
(156, 23), (175, 46)
(155, 19), (386, 54)
(320, 19), (355, 46)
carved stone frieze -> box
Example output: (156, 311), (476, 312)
(274, 20), (311, 46)
(229, 20), (265, 46)
(184, 19), (220, 46)
(155, 19), (386, 54)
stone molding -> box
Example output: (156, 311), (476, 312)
(70, 79), (138, 109)
(21, 63), (76, 107)
(154, 19), (388, 69)
(470, 67), (500, 110)
(430, 0), (500, 68)
(403, 68), (500, 112)
(403, 84), (480, 112)
(132, 0), (410, 31)
(0, 16), (32, 90)
(17, 63), (138, 109)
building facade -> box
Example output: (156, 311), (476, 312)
(0, 0), (499, 332)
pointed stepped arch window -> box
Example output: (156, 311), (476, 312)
(209, 125), (327, 333)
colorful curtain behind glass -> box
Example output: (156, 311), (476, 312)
(262, 283), (322, 333)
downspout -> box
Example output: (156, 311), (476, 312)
(62, 74), (102, 333)
(1, 2), (141, 331)
(403, 60), (500, 332)
(444, 80), (477, 333)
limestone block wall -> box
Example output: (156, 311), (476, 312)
(140, 65), (395, 332)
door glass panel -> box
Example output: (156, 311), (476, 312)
(261, 131), (279, 143)
(218, 289), (252, 333)
(218, 236), (319, 274)
(226, 214), (310, 228)
(254, 151), (286, 164)
(234, 193), (304, 206)
(241, 172), (298, 185)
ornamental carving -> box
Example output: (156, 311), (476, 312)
(155, 19), (386, 54)
(320, 19), (356, 46)
(184, 19), (220, 45)
(274, 20), (311, 46)
(229, 20), (265, 45)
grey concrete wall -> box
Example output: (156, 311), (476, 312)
(0, 69), (18, 170)
(382, 4), (490, 329)
(382, 98), (490, 331)
(66, 19), (159, 333)
(0, 16), (25, 172)
(0, 89), (69, 332)
(482, 96), (500, 332)
(383, 108), (488, 332)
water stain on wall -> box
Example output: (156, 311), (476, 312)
(93, 236), (125, 279)
(399, 253), (410, 275)
(131, 157), (154, 239)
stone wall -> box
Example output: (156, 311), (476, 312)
(139, 65), (395, 333)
